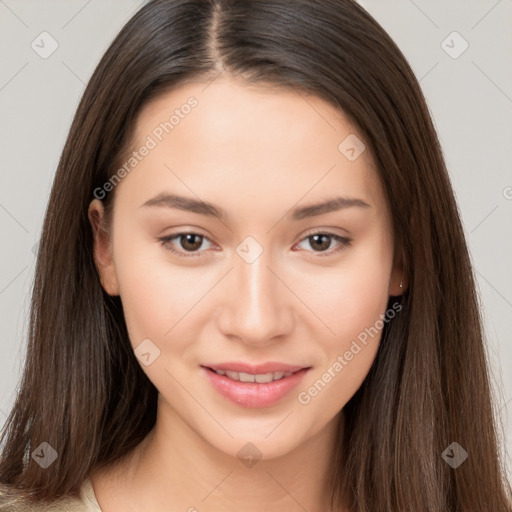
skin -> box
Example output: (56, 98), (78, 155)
(88, 77), (404, 512)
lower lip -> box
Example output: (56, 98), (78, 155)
(201, 367), (310, 408)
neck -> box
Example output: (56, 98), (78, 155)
(92, 399), (345, 512)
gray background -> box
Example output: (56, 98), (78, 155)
(1, 0), (511, 477)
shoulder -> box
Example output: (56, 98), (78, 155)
(0, 496), (91, 511)
(0, 501), (88, 512)
(0, 497), (90, 511)
(0, 483), (95, 512)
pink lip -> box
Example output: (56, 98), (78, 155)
(201, 363), (310, 408)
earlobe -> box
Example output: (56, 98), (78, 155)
(389, 250), (407, 297)
(389, 271), (405, 297)
(88, 199), (120, 296)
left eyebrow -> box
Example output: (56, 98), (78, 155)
(139, 192), (371, 222)
(291, 196), (371, 220)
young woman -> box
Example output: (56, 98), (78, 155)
(1, 0), (510, 511)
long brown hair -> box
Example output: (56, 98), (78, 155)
(1, 1), (510, 510)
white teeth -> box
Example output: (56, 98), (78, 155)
(215, 370), (295, 383)
(255, 372), (275, 383)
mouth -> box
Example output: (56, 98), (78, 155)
(200, 362), (311, 408)
(209, 368), (297, 383)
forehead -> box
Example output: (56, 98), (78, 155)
(119, 78), (387, 217)
(135, 77), (359, 155)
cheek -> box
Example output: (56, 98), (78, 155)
(296, 279), (390, 413)
(292, 236), (392, 341)
(293, 233), (392, 407)
(112, 241), (220, 359)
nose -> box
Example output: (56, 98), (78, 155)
(216, 247), (295, 346)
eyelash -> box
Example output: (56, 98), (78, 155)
(158, 230), (352, 258)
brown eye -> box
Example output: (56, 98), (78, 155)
(295, 231), (352, 256)
(178, 233), (204, 251)
(309, 234), (333, 251)
(159, 232), (213, 257)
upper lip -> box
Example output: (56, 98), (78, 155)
(203, 362), (310, 374)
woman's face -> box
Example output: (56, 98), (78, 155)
(90, 77), (402, 460)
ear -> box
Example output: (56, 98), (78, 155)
(389, 248), (407, 297)
(88, 199), (120, 296)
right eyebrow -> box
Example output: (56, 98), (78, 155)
(140, 193), (226, 221)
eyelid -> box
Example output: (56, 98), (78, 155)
(159, 231), (215, 258)
(299, 226), (351, 242)
(158, 229), (352, 258)
(293, 229), (352, 257)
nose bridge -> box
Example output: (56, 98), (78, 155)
(220, 239), (292, 343)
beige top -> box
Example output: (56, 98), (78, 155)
(79, 478), (102, 511)
(0, 478), (102, 511)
